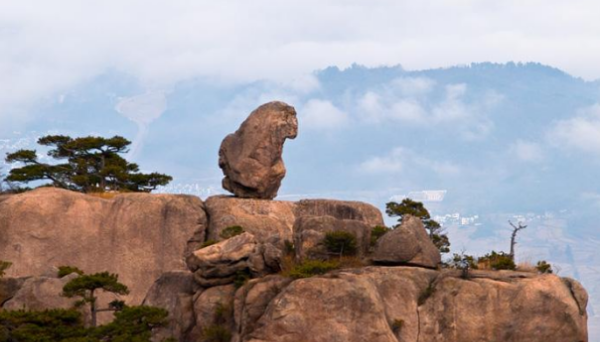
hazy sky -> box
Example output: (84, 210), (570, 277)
(2, 0), (600, 116)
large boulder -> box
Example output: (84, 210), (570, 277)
(293, 199), (385, 260)
(218, 101), (298, 199)
(239, 267), (588, 342)
(0, 277), (29, 307)
(190, 284), (236, 341)
(186, 233), (280, 287)
(204, 196), (296, 247)
(142, 271), (199, 341)
(293, 215), (372, 260)
(2, 274), (80, 311)
(372, 215), (441, 268)
(0, 188), (207, 305)
(295, 199), (385, 228)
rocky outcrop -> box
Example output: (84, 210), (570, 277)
(2, 274), (80, 311)
(190, 284), (236, 340)
(372, 215), (441, 268)
(295, 199), (385, 228)
(293, 199), (385, 260)
(142, 271), (199, 341)
(204, 196), (296, 247)
(0, 187), (207, 305)
(293, 215), (372, 260)
(237, 268), (588, 342)
(0, 276), (29, 307)
(218, 101), (298, 199)
(186, 233), (281, 287)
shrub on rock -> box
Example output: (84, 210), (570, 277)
(287, 260), (340, 279)
(536, 260), (553, 274)
(477, 251), (515, 270)
(219, 225), (244, 239)
(57, 265), (84, 278)
(323, 231), (358, 257)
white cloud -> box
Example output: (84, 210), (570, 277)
(390, 77), (436, 97)
(360, 147), (406, 173)
(548, 104), (600, 155)
(301, 99), (349, 130)
(357, 80), (500, 140)
(510, 140), (544, 163)
(115, 91), (167, 159)
(3, 0), (600, 124)
(359, 146), (460, 176)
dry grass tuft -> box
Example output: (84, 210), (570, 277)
(516, 261), (537, 273)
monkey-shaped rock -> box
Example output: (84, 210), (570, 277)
(218, 101), (298, 199)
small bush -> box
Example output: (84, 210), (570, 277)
(444, 252), (477, 279)
(284, 240), (295, 255)
(0, 260), (12, 278)
(371, 226), (389, 247)
(287, 259), (340, 279)
(201, 240), (218, 248)
(202, 325), (232, 342)
(391, 319), (404, 334)
(233, 270), (252, 289)
(478, 251), (516, 271)
(57, 265), (85, 278)
(220, 226), (244, 239)
(323, 231), (358, 256)
(536, 260), (553, 274)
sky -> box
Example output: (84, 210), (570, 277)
(3, 0), (600, 124)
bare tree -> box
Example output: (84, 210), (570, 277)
(508, 220), (527, 260)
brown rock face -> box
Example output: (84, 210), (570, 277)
(0, 188), (207, 305)
(218, 101), (298, 199)
(186, 233), (281, 287)
(142, 271), (199, 341)
(295, 199), (385, 228)
(240, 268), (588, 342)
(204, 196), (296, 247)
(3, 274), (81, 311)
(293, 215), (372, 260)
(372, 215), (441, 268)
(0, 277), (28, 307)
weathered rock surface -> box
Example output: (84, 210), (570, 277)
(186, 233), (280, 287)
(0, 277), (29, 307)
(204, 196), (296, 247)
(293, 215), (372, 260)
(238, 267), (588, 342)
(142, 271), (199, 341)
(295, 199), (385, 228)
(232, 275), (293, 342)
(218, 101), (298, 199)
(372, 215), (441, 268)
(189, 284), (236, 341)
(293, 199), (385, 260)
(2, 274), (80, 311)
(0, 187), (207, 305)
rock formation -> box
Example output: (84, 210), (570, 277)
(204, 196), (296, 248)
(2, 273), (81, 312)
(142, 271), (199, 341)
(0, 187), (207, 305)
(218, 101), (298, 199)
(186, 232), (281, 287)
(234, 268), (588, 342)
(372, 215), (441, 268)
(0, 179), (589, 342)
